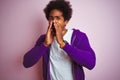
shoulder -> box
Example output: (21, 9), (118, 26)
(35, 34), (46, 46)
(72, 28), (90, 44)
(72, 28), (87, 38)
(37, 34), (46, 41)
(71, 28), (90, 46)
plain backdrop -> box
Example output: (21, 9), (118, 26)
(0, 0), (120, 80)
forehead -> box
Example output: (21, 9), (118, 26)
(49, 9), (63, 17)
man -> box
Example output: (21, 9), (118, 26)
(23, 0), (96, 80)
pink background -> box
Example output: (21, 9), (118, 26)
(0, 0), (120, 80)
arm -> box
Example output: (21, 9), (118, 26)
(63, 33), (96, 70)
(23, 35), (49, 68)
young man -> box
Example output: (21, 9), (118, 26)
(23, 0), (96, 80)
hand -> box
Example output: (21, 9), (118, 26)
(43, 22), (54, 46)
(54, 22), (66, 47)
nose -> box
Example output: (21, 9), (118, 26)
(52, 18), (57, 23)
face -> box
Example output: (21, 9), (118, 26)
(48, 9), (68, 30)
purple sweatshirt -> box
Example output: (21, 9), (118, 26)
(23, 29), (96, 80)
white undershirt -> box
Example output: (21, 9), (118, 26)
(50, 29), (73, 80)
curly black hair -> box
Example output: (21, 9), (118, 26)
(44, 0), (72, 21)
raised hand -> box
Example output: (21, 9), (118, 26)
(54, 22), (67, 48)
(43, 22), (54, 46)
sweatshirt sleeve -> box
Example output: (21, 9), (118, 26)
(63, 33), (96, 70)
(23, 35), (49, 68)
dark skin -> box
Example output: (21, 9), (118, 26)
(43, 9), (68, 48)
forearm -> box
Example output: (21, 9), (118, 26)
(23, 43), (49, 68)
(63, 43), (96, 70)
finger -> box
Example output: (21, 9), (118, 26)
(54, 22), (59, 30)
(48, 21), (53, 30)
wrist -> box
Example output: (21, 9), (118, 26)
(59, 40), (66, 48)
(43, 41), (50, 47)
